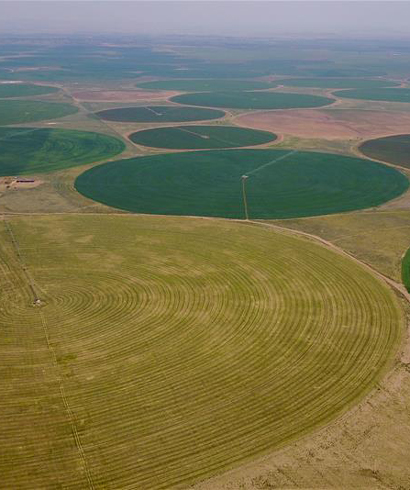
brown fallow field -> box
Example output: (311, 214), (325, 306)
(71, 89), (179, 102)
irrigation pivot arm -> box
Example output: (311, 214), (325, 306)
(241, 175), (249, 221)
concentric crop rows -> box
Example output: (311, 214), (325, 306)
(0, 215), (402, 489)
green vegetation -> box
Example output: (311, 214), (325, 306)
(75, 149), (408, 219)
(0, 127), (125, 175)
(95, 105), (225, 123)
(359, 134), (410, 169)
(0, 100), (78, 125)
(334, 88), (410, 103)
(278, 78), (400, 89)
(402, 247), (410, 292)
(171, 91), (334, 109)
(136, 79), (277, 91)
(0, 83), (59, 98)
(0, 215), (402, 488)
(129, 125), (276, 149)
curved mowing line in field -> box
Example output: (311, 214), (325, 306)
(0, 216), (402, 489)
(0, 83), (59, 98)
(75, 149), (409, 219)
(0, 127), (126, 175)
(359, 134), (410, 170)
(402, 247), (410, 292)
(0, 99), (78, 125)
(129, 125), (277, 149)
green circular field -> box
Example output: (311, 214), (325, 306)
(75, 149), (408, 219)
(136, 79), (277, 92)
(170, 91), (334, 109)
(334, 88), (410, 103)
(0, 83), (59, 98)
(3, 215), (402, 489)
(278, 78), (399, 89)
(359, 134), (410, 169)
(0, 99), (78, 125)
(0, 127), (125, 175)
(129, 125), (277, 149)
(95, 105), (225, 123)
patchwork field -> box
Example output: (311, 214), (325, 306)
(235, 109), (410, 140)
(129, 125), (277, 149)
(359, 134), (410, 169)
(0, 215), (403, 489)
(171, 91), (335, 109)
(334, 88), (410, 103)
(0, 100), (78, 125)
(0, 127), (125, 175)
(95, 105), (225, 122)
(136, 79), (277, 92)
(0, 83), (59, 98)
(277, 78), (399, 89)
(75, 149), (408, 219)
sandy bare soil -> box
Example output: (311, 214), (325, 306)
(71, 89), (178, 102)
(235, 109), (410, 140)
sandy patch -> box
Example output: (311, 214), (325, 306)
(235, 109), (410, 140)
(71, 90), (179, 102)
(0, 177), (43, 190)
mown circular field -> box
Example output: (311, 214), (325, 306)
(334, 88), (410, 103)
(277, 78), (399, 89)
(0, 99), (78, 125)
(4, 215), (402, 489)
(95, 105), (225, 123)
(0, 83), (59, 98)
(0, 127), (125, 175)
(170, 91), (334, 109)
(75, 149), (408, 219)
(136, 79), (277, 92)
(129, 125), (277, 149)
(359, 134), (410, 169)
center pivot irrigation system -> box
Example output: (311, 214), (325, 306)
(241, 150), (299, 220)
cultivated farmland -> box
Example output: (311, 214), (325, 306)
(0, 215), (402, 489)
(0, 127), (125, 175)
(334, 87), (410, 103)
(359, 134), (410, 169)
(277, 78), (399, 89)
(0, 83), (59, 98)
(0, 99), (78, 125)
(136, 79), (277, 92)
(75, 149), (409, 219)
(129, 125), (277, 149)
(95, 105), (225, 122)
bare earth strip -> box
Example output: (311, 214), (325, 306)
(235, 109), (410, 140)
(71, 90), (179, 102)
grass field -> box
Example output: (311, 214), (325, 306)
(0, 83), (59, 98)
(136, 79), (277, 92)
(0, 127), (125, 175)
(359, 134), (410, 169)
(0, 214), (403, 489)
(75, 149), (408, 219)
(129, 125), (277, 149)
(170, 91), (334, 109)
(278, 78), (400, 89)
(334, 88), (410, 103)
(95, 105), (225, 123)
(0, 99), (78, 125)
(402, 247), (410, 292)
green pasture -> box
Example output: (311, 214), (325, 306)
(359, 134), (410, 169)
(278, 78), (400, 89)
(75, 149), (408, 219)
(0, 127), (125, 175)
(129, 125), (277, 149)
(136, 79), (277, 92)
(402, 247), (410, 292)
(0, 83), (59, 98)
(0, 99), (78, 125)
(334, 88), (410, 103)
(95, 105), (225, 123)
(170, 91), (334, 109)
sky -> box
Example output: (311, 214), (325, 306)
(0, 1), (409, 37)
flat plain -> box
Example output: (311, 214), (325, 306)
(0, 83), (59, 98)
(0, 99), (78, 125)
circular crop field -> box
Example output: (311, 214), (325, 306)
(136, 79), (277, 92)
(277, 78), (399, 89)
(0, 127), (125, 175)
(129, 125), (277, 149)
(0, 83), (59, 98)
(95, 105), (225, 123)
(0, 99), (78, 125)
(170, 91), (334, 109)
(334, 88), (410, 103)
(4, 215), (402, 489)
(75, 149), (408, 219)
(359, 134), (410, 169)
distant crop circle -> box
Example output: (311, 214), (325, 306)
(75, 149), (408, 219)
(359, 134), (410, 169)
(136, 79), (277, 92)
(95, 105), (225, 123)
(0, 99), (78, 125)
(277, 78), (400, 89)
(170, 91), (334, 109)
(0, 127), (125, 175)
(0, 83), (59, 98)
(129, 125), (277, 149)
(334, 88), (410, 103)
